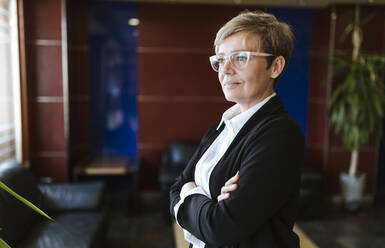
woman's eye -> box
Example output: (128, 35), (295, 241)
(217, 57), (225, 64)
(236, 55), (248, 62)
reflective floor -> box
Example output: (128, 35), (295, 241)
(106, 191), (173, 248)
(298, 195), (385, 248)
(106, 191), (385, 248)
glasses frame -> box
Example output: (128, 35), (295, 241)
(209, 51), (273, 72)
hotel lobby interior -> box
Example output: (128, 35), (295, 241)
(1, 0), (385, 247)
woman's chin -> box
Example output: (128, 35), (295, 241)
(223, 94), (239, 103)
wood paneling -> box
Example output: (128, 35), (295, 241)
(23, 0), (67, 182)
(28, 102), (66, 152)
(66, 0), (91, 180)
(306, 8), (331, 178)
(137, 3), (253, 49)
(139, 101), (230, 144)
(30, 156), (68, 182)
(23, 0), (62, 40)
(26, 44), (63, 97)
(307, 101), (327, 146)
(138, 52), (219, 96)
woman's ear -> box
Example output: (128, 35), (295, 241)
(270, 56), (285, 79)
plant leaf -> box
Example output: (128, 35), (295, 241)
(0, 182), (53, 221)
(361, 12), (376, 27)
(0, 238), (11, 248)
(340, 24), (353, 43)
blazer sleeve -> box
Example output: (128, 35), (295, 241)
(175, 118), (305, 246)
(169, 125), (218, 218)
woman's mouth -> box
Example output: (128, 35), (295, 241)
(223, 81), (241, 89)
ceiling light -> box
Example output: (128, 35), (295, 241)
(128, 18), (140, 26)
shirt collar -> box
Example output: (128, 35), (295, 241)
(216, 93), (277, 133)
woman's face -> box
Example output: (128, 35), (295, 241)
(216, 32), (280, 111)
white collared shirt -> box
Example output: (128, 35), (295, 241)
(174, 93), (276, 248)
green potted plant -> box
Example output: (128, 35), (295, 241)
(327, 5), (385, 211)
(0, 181), (52, 248)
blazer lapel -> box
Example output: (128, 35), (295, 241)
(188, 123), (226, 175)
(200, 123), (225, 158)
(226, 95), (286, 155)
(189, 95), (285, 177)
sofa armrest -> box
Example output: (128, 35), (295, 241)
(38, 181), (105, 212)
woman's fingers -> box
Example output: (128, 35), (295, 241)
(218, 172), (240, 202)
(217, 193), (230, 202)
(225, 171), (240, 186)
(221, 183), (238, 194)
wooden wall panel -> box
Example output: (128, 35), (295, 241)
(23, 0), (61, 40)
(23, 0), (67, 182)
(25, 44), (63, 97)
(306, 8), (331, 175)
(138, 101), (231, 144)
(30, 156), (67, 182)
(307, 101), (327, 146)
(28, 102), (66, 152)
(138, 52), (220, 96)
(137, 4), (250, 49)
(67, 0), (91, 179)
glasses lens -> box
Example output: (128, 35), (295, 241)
(209, 56), (220, 72)
(231, 52), (249, 69)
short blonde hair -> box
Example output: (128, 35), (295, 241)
(214, 10), (294, 88)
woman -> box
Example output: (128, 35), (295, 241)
(170, 10), (304, 248)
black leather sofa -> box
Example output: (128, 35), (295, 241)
(0, 160), (106, 248)
(158, 140), (324, 223)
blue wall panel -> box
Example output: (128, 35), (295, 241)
(88, 2), (138, 157)
(268, 8), (312, 138)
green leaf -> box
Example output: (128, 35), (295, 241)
(373, 96), (383, 116)
(0, 238), (11, 248)
(340, 23), (353, 43)
(337, 104), (345, 131)
(0, 182), (53, 221)
(350, 94), (359, 120)
(361, 12), (376, 27)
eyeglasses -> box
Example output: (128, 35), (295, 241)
(209, 51), (273, 72)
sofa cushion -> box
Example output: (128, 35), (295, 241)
(38, 182), (105, 212)
(17, 212), (106, 248)
(0, 161), (40, 245)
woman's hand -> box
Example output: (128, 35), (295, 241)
(180, 181), (197, 198)
(218, 172), (240, 202)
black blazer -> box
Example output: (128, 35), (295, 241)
(170, 95), (305, 248)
